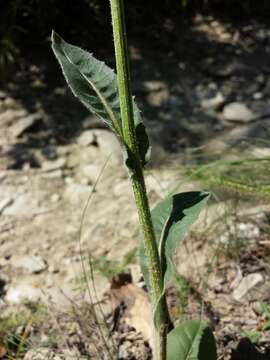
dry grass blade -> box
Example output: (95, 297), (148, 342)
(78, 154), (117, 360)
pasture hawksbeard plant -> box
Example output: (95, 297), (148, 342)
(51, 0), (217, 359)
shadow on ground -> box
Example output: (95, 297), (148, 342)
(231, 338), (270, 360)
(1, 10), (270, 168)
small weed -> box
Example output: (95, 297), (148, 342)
(241, 302), (270, 345)
(94, 248), (137, 279)
(257, 302), (270, 331)
(94, 256), (124, 279)
(0, 301), (47, 358)
(241, 329), (261, 344)
(75, 248), (137, 291)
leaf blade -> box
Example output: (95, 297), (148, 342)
(51, 31), (150, 167)
(51, 31), (120, 133)
(167, 319), (217, 360)
(140, 192), (210, 291)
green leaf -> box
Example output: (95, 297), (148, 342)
(263, 319), (270, 331)
(51, 31), (120, 134)
(51, 31), (150, 167)
(167, 319), (217, 360)
(241, 330), (261, 344)
(140, 192), (210, 291)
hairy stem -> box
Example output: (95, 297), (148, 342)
(109, 0), (169, 358)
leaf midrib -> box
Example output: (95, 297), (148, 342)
(185, 321), (203, 360)
(63, 46), (122, 137)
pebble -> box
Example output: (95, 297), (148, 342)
(41, 169), (63, 179)
(201, 92), (225, 110)
(253, 92), (263, 100)
(223, 102), (255, 122)
(236, 222), (260, 239)
(0, 90), (7, 99)
(146, 88), (170, 107)
(3, 193), (43, 217)
(80, 178), (89, 185)
(48, 265), (59, 273)
(65, 183), (93, 205)
(143, 80), (167, 92)
(11, 255), (47, 273)
(24, 348), (54, 360)
(80, 163), (103, 183)
(5, 283), (43, 304)
(64, 176), (74, 185)
(0, 109), (27, 125)
(66, 152), (81, 169)
(119, 343), (131, 359)
(0, 171), (7, 181)
(8, 114), (41, 138)
(251, 147), (270, 157)
(50, 193), (60, 203)
(232, 273), (264, 302)
(113, 179), (132, 197)
(219, 222), (260, 246)
(94, 129), (122, 165)
(42, 157), (66, 172)
(0, 197), (13, 214)
(77, 129), (95, 147)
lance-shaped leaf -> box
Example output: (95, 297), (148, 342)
(140, 192), (210, 294)
(51, 31), (150, 167)
(167, 319), (217, 360)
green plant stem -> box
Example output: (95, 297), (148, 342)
(109, 0), (169, 358)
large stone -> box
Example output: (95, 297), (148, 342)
(223, 102), (255, 122)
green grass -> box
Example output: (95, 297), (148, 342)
(75, 247), (137, 292)
(185, 157), (270, 200)
(241, 302), (270, 345)
(0, 301), (47, 358)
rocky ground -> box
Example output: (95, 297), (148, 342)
(0, 14), (270, 359)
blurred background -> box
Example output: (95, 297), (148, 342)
(1, 1), (270, 359)
(1, 0), (270, 164)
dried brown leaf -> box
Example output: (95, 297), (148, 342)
(110, 276), (152, 343)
